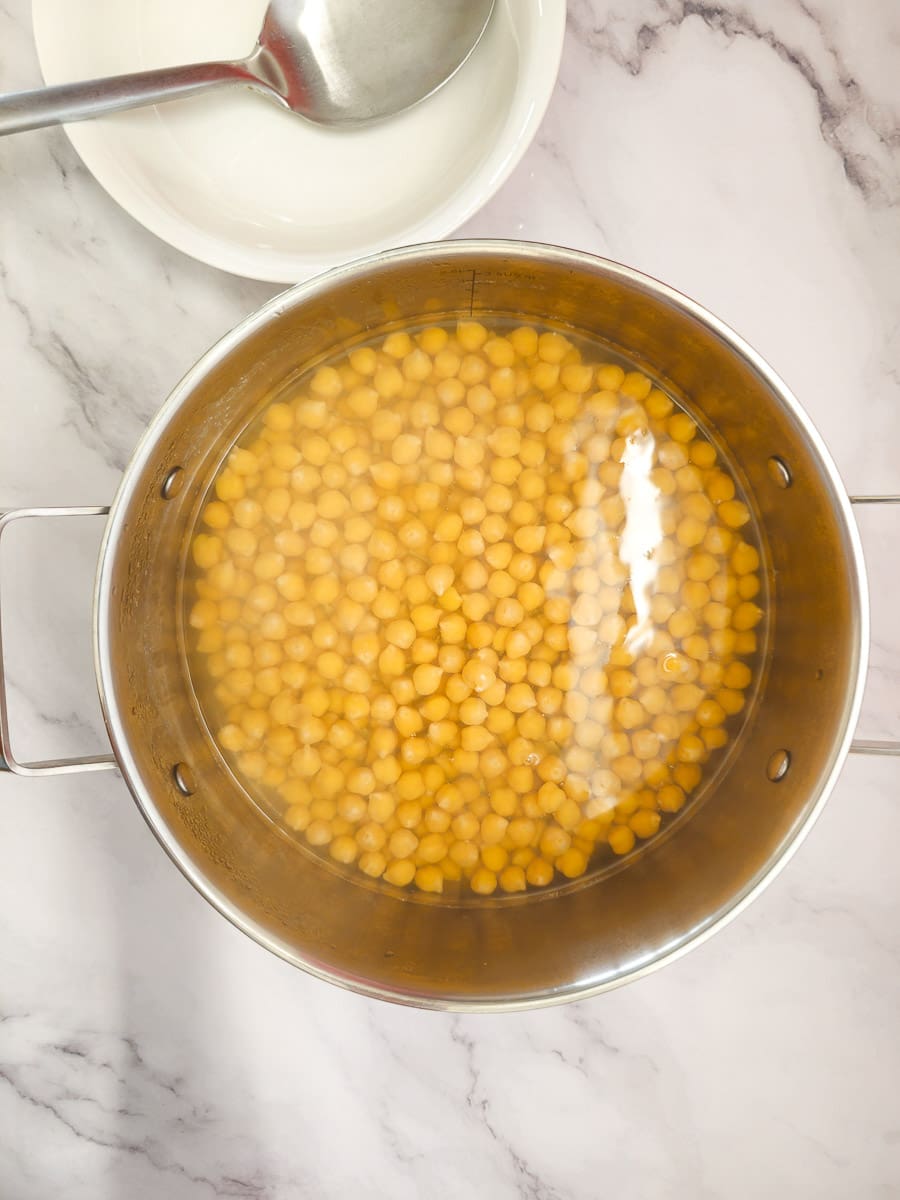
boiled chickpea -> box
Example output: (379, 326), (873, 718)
(190, 320), (763, 896)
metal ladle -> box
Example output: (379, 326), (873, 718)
(0, 0), (495, 136)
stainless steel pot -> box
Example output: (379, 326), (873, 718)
(2, 242), (897, 1010)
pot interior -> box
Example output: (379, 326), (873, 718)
(96, 244), (865, 1008)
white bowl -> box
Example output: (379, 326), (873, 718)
(31, 0), (565, 283)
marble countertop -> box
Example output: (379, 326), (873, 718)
(2, 1), (900, 1195)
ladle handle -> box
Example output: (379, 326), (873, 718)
(0, 61), (257, 136)
(848, 494), (900, 756)
(0, 507), (117, 776)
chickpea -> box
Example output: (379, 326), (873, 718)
(189, 321), (763, 896)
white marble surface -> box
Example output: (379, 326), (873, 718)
(2, 1), (900, 1195)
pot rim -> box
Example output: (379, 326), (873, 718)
(92, 240), (870, 1011)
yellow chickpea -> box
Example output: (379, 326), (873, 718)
(414, 865), (444, 894)
(556, 848), (588, 879)
(359, 851), (387, 878)
(384, 860), (416, 887)
(495, 866), (524, 893)
(470, 868), (498, 895)
(191, 319), (763, 897)
(608, 825), (635, 856)
(630, 810), (661, 839)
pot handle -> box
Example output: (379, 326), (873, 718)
(848, 495), (900, 756)
(0, 506), (118, 776)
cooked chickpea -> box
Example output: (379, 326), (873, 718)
(189, 320), (763, 896)
(470, 867), (498, 895)
(384, 859), (416, 887)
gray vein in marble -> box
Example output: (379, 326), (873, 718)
(0, 262), (130, 474)
(785, 888), (900, 959)
(533, 124), (611, 249)
(782, 1118), (850, 1170)
(449, 1018), (564, 1200)
(0, 1017), (268, 1198)
(566, 0), (900, 205)
(3, 673), (106, 757)
(567, 1005), (662, 1079)
(0, 1), (19, 35)
(356, 1006), (440, 1180)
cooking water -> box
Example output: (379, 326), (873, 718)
(183, 318), (768, 901)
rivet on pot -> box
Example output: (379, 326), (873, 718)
(767, 456), (792, 489)
(766, 749), (791, 782)
(161, 467), (185, 499)
(172, 762), (196, 796)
